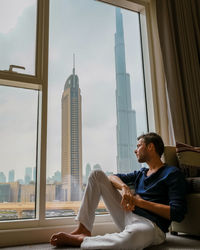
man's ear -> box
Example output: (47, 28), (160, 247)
(147, 143), (154, 152)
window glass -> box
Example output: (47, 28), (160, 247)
(46, 0), (147, 217)
(0, 0), (37, 75)
(0, 85), (38, 220)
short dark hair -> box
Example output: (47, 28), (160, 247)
(137, 132), (164, 157)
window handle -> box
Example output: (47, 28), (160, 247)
(9, 65), (25, 72)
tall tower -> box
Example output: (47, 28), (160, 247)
(24, 167), (32, 184)
(0, 172), (6, 183)
(115, 8), (138, 173)
(61, 58), (82, 201)
(8, 169), (15, 182)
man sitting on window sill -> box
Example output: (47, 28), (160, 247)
(50, 132), (187, 249)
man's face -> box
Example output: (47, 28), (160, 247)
(134, 138), (149, 163)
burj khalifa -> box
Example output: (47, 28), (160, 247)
(115, 8), (138, 173)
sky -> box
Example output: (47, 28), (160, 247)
(0, 0), (147, 181)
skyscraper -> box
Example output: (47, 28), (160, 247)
(115, 8), (138, 173)
(61, 59), (82, 201)
(93, 164), (102, 171)
(8, 169), (15, 182)
(25, 167), (32, 184)
(0, 172), (6, 183)
(85, 163), (91, 183)
(53, 170), (61, 183)
(32, 167), (36, 183)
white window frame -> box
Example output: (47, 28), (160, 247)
(0, 0), (166, 246)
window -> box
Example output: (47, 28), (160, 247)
(46, 0), (148, 217)
(0, 85), (38, 220)
(0, 0), (162, 246)
(0, 0), (47, 227)
(0, 0), (37, 75)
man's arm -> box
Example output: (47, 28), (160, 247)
(108, 175), (135, 211)
(132, 169), (187, 222)
(133, 195), (170, 220)
(109, 175), (170, 220)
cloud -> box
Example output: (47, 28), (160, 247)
(0, 0), (35, 33)
(0, 3), (36, 74)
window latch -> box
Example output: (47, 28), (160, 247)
(9, 65), (26, 72)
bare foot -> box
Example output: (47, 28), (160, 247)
(71, 223), (91, 236)
(50, 232), (86, 247)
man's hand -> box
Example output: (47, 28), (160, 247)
(133, 193), (142, 202)
(108, 175), (136, 211)
(108, 175), (170, 219)
(121, 185), (135, 211)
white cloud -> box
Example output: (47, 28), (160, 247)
(0, 2), (36, 73)
(0, 0), (36, 33)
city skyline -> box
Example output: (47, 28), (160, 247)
(0, 167), (36, 184)
(0, 162), (106, 186)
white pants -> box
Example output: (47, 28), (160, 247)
(76, 170), (166, 250)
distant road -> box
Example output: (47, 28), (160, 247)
(0, 201), (106, 218)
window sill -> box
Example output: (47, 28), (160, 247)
(0, 215), (118, 247)
(0, 214), (118, 247)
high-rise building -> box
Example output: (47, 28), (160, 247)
(9, 182), (20, 202)
(115, 8), (138, 173)
(53, 170), (61, 183)
(85, 163), (91, 183)
(21, 184), (35, 202)
(8, 169), (15, 182)
(0, 172), (6, 183)
(17, 179), (24, 185)
(33, 167), (36, 183)
(24, 167), (32, 184)
(61, 60), (82, 201)
(0, 184), (11, 202)
(93, 164), (102, 171)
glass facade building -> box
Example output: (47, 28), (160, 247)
(61, 64), (82, 201)
(115, 8), (139, 173)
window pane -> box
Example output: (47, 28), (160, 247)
(0, 86), (38, 220)
(0, 0), (37, 75)
(46, 0), (147, 217)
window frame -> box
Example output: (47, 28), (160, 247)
(0, 0), (166, 246)
(0, 0), (48, 87)
(0, 0), (49, 230)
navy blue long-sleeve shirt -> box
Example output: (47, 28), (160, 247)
(116, 164), (187, 233)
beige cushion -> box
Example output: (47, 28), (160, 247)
(163, 146), (179, 166)
(176, 142), (200, 177)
